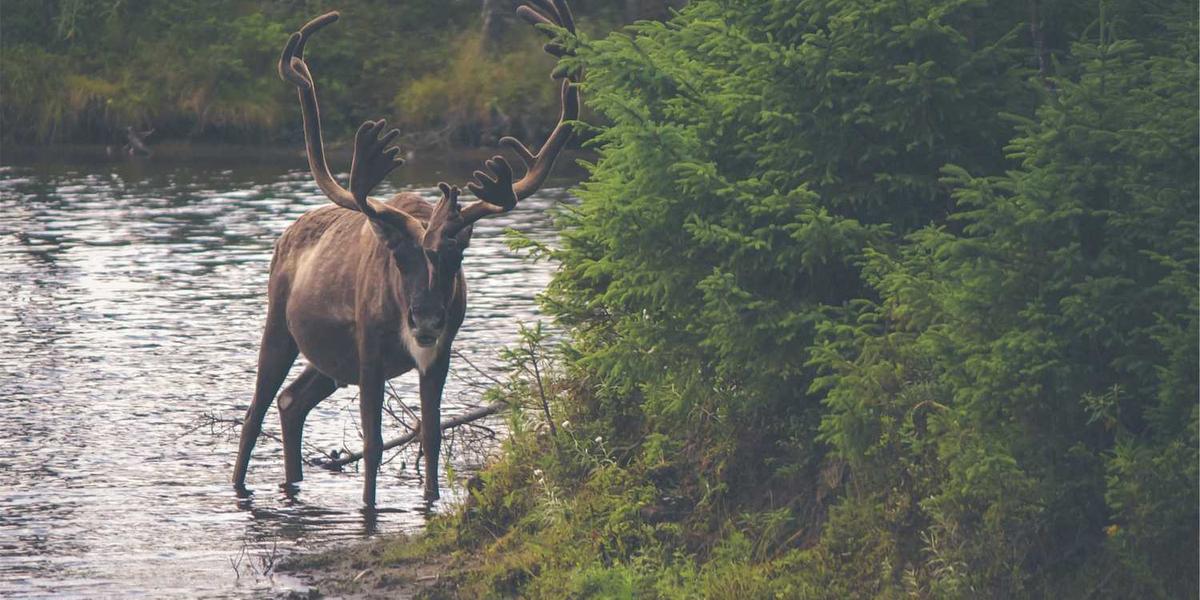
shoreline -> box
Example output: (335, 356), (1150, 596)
(277, 534), (464, 599)
(0, 143), (592, 189)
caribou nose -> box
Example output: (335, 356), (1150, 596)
(409, 307), (446, 346)
(410, 308), (445, 330)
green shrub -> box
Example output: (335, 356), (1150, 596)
(814, 10), (1199, 595)
(425, 1), (1197, 598)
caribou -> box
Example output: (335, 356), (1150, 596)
(232, 0), (580, 505)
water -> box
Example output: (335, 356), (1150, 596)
(0, 150), (574, 598)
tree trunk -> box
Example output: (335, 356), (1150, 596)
(481, 0), (508, 50)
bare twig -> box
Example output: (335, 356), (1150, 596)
(229, 544), (247, 580)
(187, 411), (330, 456)
(256, 538), (281, 576)
(530, 350), (555, 436)
(453, 348), (505, 387)
(317, 402), (506, 470)
(229, 537), (283, 581)
(383, 384), (418, 432)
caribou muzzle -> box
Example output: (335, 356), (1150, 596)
(409, 307), (445, 346)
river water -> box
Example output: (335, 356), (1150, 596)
(0, 149), (573, 598)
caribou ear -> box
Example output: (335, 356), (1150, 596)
(367, 204), (426, 252)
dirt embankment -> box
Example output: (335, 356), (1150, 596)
(278, 536), (469, 599)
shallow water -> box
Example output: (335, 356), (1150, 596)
(0, 152), (570, 598)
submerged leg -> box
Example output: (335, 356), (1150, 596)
(278, 365), (338, 484)
(358, 374), (386, 507)
(419, 355), (450, 501)
(233, 311), (298, 489)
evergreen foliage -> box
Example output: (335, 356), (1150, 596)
(412, 0), (1198, 597)
(813, 13), (1199, 594)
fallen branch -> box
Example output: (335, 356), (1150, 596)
(316, 402), (506, 470)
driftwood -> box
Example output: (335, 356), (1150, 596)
(316, 402), (505, 470)
(124, 126), (154, 156)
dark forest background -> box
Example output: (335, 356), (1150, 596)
(0, 0), (681, 147)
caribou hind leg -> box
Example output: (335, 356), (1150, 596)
(278, 365), (338, 484)
(233, 306), (298, 490)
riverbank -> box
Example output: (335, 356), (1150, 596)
(278, 535), (467, 599)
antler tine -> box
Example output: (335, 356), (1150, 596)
(279, 33), (304, 86)
(423, 182), (471, 244)
(349, 117), (407, 213)
(551, 0), (576, 34)
(279, 12), (340, 87)
(295, 12), (339, 57)
(506, 78), (579, 199)
(516, 5), (556, 29)
(519, 0), (575, 34)
(527, 0), (559, 17)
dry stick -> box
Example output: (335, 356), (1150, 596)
(452, 348), (505, 387)
(384, 380), (419, 430)
(190, 411), (335, 458)
(318, 402), (506, 470)
(531, 352), (556, 436)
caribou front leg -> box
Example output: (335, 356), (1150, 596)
(419, 354), (450, 501)
(358, 377), (386, 506)
(357, 334), (387, 507)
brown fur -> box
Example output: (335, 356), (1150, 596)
(269, 193), (463, 385)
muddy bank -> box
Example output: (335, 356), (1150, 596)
(278, 535), (467, 600)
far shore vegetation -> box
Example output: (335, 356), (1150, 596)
(0, 1), (680, 150)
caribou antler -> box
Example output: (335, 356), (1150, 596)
(280, 12), (424, 240)
(438, 0), (582, 238)
(279, 12), (357, 212)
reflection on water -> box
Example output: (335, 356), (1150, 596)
(0, 154), (569, 598)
